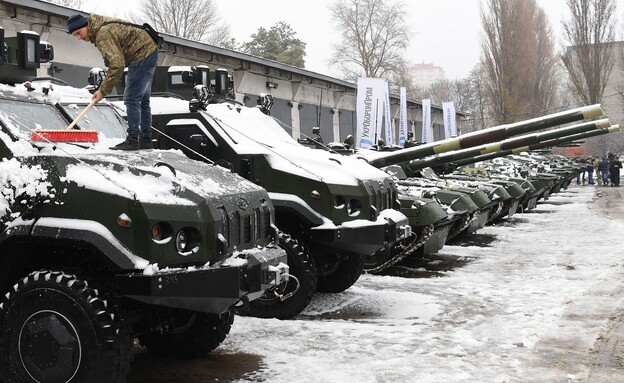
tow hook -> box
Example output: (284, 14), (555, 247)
(271, 270), (300, 302)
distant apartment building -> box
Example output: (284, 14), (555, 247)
(563, 41), (624, 126)
(597, 42), (624, 126)
(408, 62), (446, 88)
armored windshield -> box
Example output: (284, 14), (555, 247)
(205, 104), (300, 149)
(0, 98), (67, 136)
(58, 102), (126, 138)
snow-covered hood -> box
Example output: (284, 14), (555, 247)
(147, 98), (395, 185)
(201, 103), (392, 186)
(29, 145), (266, 205)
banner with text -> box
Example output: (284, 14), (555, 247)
(399, 87), (408, 147)
(383, 81), (393, 146)
(356, 77), (386, 148)
(421, 98), (432, 143)
(442, 101), (457, 139)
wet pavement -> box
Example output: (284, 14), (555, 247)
(128, 349), (263, 383)
(126, 186), (624, 382)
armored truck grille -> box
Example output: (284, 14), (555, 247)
(218, 206), (271, 250)
(243, 215), (252, 243)
(263, 209), (271, 238)
(231, 212), (241, 246)
(372, 188), (390, 210)
(367, 182), (397, 213)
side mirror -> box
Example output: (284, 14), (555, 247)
(39, 41), (54, 63)
(343, 134), (354, 146)
(256, 92), (274, 115)
(192, 84), (212, 104)
(88, 67), (105, 86)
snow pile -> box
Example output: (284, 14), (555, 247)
(0, 158), (52, 222)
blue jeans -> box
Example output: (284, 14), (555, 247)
(124, 49), (158, 138)
(602, 171), (609, 185)
(587, 170), (594, 184)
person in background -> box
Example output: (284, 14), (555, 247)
(599, 156), (610, 186)
(586, 156), (595, 185)
(610, 156), (622, 187)
(576, 157), (587, 185)
(593, 156), (602, 185)
(67, 13), (158, 150)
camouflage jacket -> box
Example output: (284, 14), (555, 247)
(87, 14), (158, 95)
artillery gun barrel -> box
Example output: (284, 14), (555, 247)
(366, 104), (604, 168)
(407, 118), (610, 173)
(444, 124), (620, 170)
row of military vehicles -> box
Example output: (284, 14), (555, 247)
(0, 31), (618, 382)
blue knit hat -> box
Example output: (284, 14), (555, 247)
(67, 14), (88, 34)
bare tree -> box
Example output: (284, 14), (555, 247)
(44, 0), (83, 8)
(424, 79), (476, 116)
(480, 0), (559, 125)
(133, 0), (231, 46)
(329, 0), (411, 83)
(561, 0), (617, 105)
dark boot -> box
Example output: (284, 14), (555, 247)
(110, 136), (139, 150)
(139, 136), (153, 149)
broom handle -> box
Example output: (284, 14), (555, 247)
(66, 98), (98, 130)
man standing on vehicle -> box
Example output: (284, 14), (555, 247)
(67, 13), (158, 150)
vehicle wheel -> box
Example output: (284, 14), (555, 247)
(139, 310), (234, 359)
(242, 233), (317, 319)
(316, 253), (364, 293)
(0, 270), (132, 383)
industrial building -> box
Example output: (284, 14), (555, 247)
(0, 0), (463, 144)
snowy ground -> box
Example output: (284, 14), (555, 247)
(128, 185), (624, 383)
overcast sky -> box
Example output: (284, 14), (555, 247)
(79, 0), (624, 80)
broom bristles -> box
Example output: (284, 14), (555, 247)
(31, 129), (99, 143)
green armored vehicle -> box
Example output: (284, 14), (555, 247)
(143, 68), (412, 319)
(0, 80), (289, 382)
(421, 118), (614, 204)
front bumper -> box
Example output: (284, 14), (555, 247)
(116, 246), (288, 314)
(310, 211), (412, 255)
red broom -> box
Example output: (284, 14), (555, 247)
(31, 98), (99, 143)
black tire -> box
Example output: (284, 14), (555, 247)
(316, 253), (364, 293)
(139, 310), (234, 359)
(242, 233), (317, 319)
(0, 270), (132, 383)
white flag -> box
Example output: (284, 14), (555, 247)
(399, 87), (408, 147)
(421, 99), (432, 143)
(442, 101), (457, 139)
(356, 78), (386, 148)
(383, 81), (393, 146)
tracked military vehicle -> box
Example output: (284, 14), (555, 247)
(144, 67), (412, 319)
(0, 74), (289, 382)
(422, 119), (614, 204)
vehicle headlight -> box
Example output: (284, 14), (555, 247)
(347, 199), (362, 217)
(175, 227), (202, 256)
(176, 230), (188, 252)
